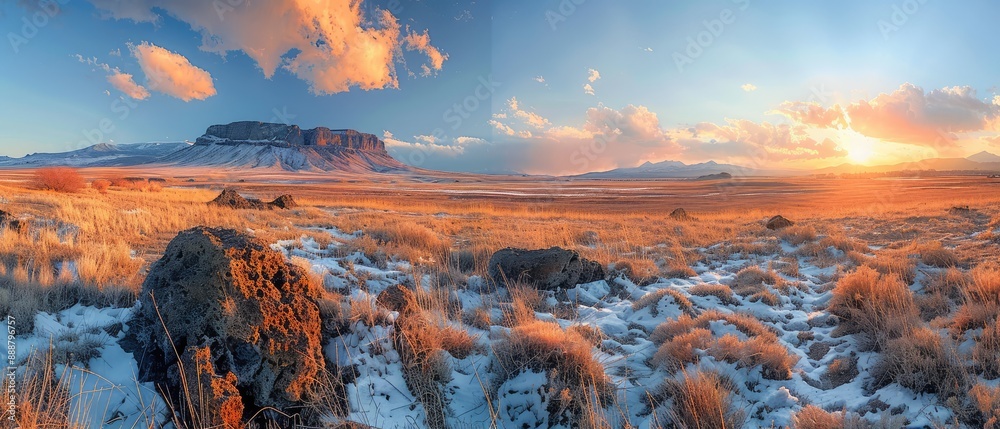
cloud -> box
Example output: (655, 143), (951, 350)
(534, 76), (545, 83)
(774, 83), (1000, 148)
(106, 70), (150, 100)
(74, 53), (149, 99)
(130, 42), (216, 101)
(641, 47), (654, 52)
(741, 83), (757, 92)
(404, 29), (448, 76)
(87, 0), (445, 95)
(587, 68), (601, 82)
(684, 119), (844, 163)
(507, 97), (551, 129)
(583, 84), (595, 96)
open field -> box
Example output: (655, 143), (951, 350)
(2, 169), (1000, 428)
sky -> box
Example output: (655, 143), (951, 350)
(2, 0), (1000, 175)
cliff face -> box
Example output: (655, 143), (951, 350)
(195, 121), (386, 152)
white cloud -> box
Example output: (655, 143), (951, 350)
(87, 0), (445, 95)
(534, 76), (545, 83)
(130, 42), (216, 101)
(741, 83), (757, 92)
(587, 68), (601, 82)
(583, 84), (595, 96)
(107, 70), (150, 100)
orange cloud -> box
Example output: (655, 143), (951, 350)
(131, 42), (216, 101)
(88, 0), (445, 95)
(775, 83), (999, 148)
(106, 70), (150, 100)
(404, 29), (448, 76)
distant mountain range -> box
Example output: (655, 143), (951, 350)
(2, 126), (999, 178)
(0, 142), (190, 167)
(574, 160), (801, 179)
(0, 122), (409, 173)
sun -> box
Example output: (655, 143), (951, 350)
(838, 129), (879, 165)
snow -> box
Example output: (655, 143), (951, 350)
(7, 225), (980, 428)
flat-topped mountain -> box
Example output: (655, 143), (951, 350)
(160, 121), (407, 172)
(194, 121), (386, 152)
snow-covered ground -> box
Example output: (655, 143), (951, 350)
(5, 225), (975, 428)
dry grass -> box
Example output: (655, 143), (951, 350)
(914, 240), (959, 267)
(732, 265), (782, 297)
(792, 405), (843, 429)
(2, 348), (73, 428)
(828, 266), (918, 350)
(689, 283), (740, 306)
(632, 288), (694, 316)
(972, 315), (1000, 378)
(493, 319), (613, 424)
(655, 370), (746, 429)
(780, 224), (818, 245)
(870, 326), (967, 400)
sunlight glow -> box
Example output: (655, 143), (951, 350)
(838, 128), (880, 165)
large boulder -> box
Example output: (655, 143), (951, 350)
(766, 215), (795, 230)
(209, 188), (265, 210)
(125, 227), (326, 424)
(269, 194), (298, 209)
(488, 247), (605, 290)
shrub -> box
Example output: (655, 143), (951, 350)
(915, 241), (959, 268)
(970, 384), (1000, 429)
(732, 265), (781, 296)
(953, 265), (1000, 334)
(652, 328), (712, 370)
(632, 288), (694, 316)
(829, 266), (918, 350)
(91, 179), (111, 194)
(493, 320), (613, 425)
(780, 224), (818, 245)
(870, 327), (966, 400)
(973, 316), (1000, 378)
(792, 405), (843, 429)
(34, 167), (84, 193)
(656, 371), (746, 429)
(689, 283), (740, 306)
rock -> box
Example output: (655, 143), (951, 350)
(268, 194), (298, 209)
(179, 346), (244, 429)
(125, 227), (326, 425)
(376, 284), (417, 316)
(195, 121), (386, 152)
(766, 215), (795, 230)
(0, 210), (25, 233)
(487, 247), (605, 290)
(209, 188), (265, 210)
(669, 208), (691, 221)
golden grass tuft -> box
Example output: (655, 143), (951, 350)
(656, 370), (746, 429)
(689, 283), (740, 306)
(632, 288), (694, 316)
(828, 266), (918, 350)
(792, 405), (843, 429)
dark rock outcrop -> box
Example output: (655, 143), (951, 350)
(195, 121), (386, 152)
(269, 194), (298, 209)
(208, 189), (299, 210)
(487, 247), (605, 290)
(766, 215), (795, 230)
(125, 227), (327, 425)
(669, 208), (691, 221)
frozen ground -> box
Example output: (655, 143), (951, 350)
(5, 224), (981, 428)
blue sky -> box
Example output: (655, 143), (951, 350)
(2, 0), (999, 174)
